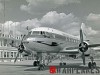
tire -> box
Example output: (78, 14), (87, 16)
(37, 61), (40, 65)
(63, 62), (66, 65)
(33, 61), (37, 66)
(38, 64), (44, 70)
(88, 62), (91, 69)
(33, 61), (39, 66)
(60, 62), (63, 66)
(93, 62), (96, 68)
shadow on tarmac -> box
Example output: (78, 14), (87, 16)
(0, 63), (100, 71)
(24, 63), (100, 71)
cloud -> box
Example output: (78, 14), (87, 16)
(0, 0), (10, 12)
(87, 13), (100, 22)
(1, 11), (80, 36)
(0, 2), (3, 11)
(2, 21), (20, 35)
(2, 19), (41, 36)
(1, 11), (98, 37)
(81, 23), (98, 36)
(86, 27), (98, 35)
(54, 0), (80, 4)
(20, 0), (80, 14)
(40, 11), (80, 35)
(18, 19), (41, 33)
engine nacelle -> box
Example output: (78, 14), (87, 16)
(79, 41), (89, 52)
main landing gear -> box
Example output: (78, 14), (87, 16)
(88, 57), (96, 69)
(59, 62), (66, 66)
(59, 56), (66, 66)
(33, 61), (45, 70)
(33, 61), (40, 66)
(33, 52), (46, 70)
(38, 64), (45, 70)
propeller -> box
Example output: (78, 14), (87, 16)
(65, 24), (100, 65)
(79, 28), (100, 65)
(14, 51), (20, 63)
(79, 28), (86, 65)
(14, 35), (26, 63)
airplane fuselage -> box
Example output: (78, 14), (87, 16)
(23, 27), (90, 54)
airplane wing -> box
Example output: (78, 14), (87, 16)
(93, 47), (100, 52)
(63, 23), (100, 65)
(60, 46), (79, 53)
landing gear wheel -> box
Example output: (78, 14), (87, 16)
(88, 62), (91, 69)
(63, 62), (66, 65)
(59, 62), (66, 66)
(88, 62), (97, 69)
(93, 62), (96, 68)
(33, 61), (40, 66)
(38, 64), (45, 70)
(59, 62), (63, 66)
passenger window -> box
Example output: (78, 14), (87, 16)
(55, 34), (66, 40)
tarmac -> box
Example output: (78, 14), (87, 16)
(0, 59), (100, 75)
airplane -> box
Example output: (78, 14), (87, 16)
(10, 23), (100, 70)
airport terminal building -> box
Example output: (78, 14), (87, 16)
(0, 33), (23, 62)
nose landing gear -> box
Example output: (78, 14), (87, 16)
(38, 64), (45, 70)
(33, 61), (40, 66)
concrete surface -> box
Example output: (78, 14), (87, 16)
(0, 59), (100, 75)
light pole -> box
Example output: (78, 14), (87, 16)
(3, 0), (5, 34)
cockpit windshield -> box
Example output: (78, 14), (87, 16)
(28, 31), (40, 35)
(32, 31), (40, 35)
(27, 31), (66, 40)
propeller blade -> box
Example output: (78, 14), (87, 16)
(9, 40), (14, 47)
(88, 44), (100, 48)
(10, 35), (26, 63)
(80, 27), (86, 65)
(82, 52), (85, 65)
(14, 51), (20, 63)
(80, 29), (83, 44)
(21, 35), (25, 44)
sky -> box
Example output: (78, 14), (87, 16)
(0, 0), (100, 43)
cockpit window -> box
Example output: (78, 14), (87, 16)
(40, 31), (45, 35)
(32, 31), (40, 35)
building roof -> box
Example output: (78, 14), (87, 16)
(0, 46), (18, 51)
